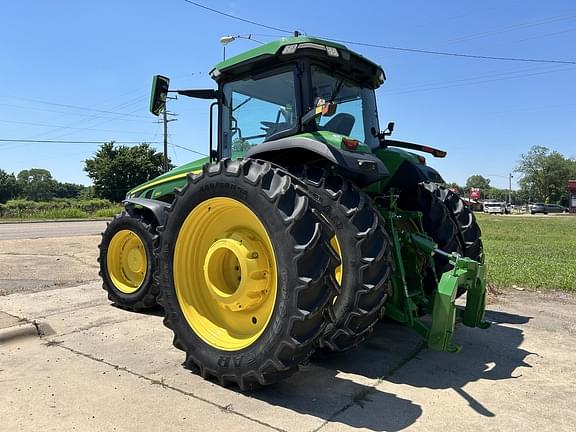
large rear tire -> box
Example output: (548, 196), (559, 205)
(98, 213), (158, 311)
(291, 166), (392, 352)
(397, 184), (463, 293)
(156, 159), (337, 389)
(422, 183), (483, 264)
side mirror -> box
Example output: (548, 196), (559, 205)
(386, 121), (395, 134)
(150, 75), (170, 116)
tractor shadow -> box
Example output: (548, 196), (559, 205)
(111, 302), (164, 317)
(250, 308), (534, 431)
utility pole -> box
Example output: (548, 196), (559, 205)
(163, 107), (169, 172)
(157, 101), (177, 172)
(508, 173), (514, 206)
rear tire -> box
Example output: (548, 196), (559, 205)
(397, 184), (463, 293)
(157, 159), (337, 389)
(291, 166), (393, 352)
(98, 213), (158, 311)
(422, 183), (483, 264)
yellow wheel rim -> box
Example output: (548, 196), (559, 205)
(107, 229), (147, 294)
(331, 235), (343, 286)
(173, 197), (277, 351)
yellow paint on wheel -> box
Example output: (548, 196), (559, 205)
(331, 235), (343, 286)
(107, 230), (147, 294)
(173, 197), (277, 351)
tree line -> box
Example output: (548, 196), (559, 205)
(1, 142), (573, 206)
(0, 168), (93, 203)
(0, 142), (166, 204)
(449, 145), (576, 205)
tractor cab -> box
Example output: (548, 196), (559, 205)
(211, 37), (385, 158)
(151, 36), (390, 184)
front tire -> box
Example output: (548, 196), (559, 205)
(98, 213), (158, 311)
(157, 159), (337, 389)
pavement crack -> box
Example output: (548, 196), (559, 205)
(35, 301), (109, 320)
(50, 343), (286, 432)
(55, 316), (148, 338)
(313, 341), (427, 432)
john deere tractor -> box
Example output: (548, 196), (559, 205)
(98, 35), (488, 390)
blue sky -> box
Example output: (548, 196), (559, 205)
(1, 0), (575, 189)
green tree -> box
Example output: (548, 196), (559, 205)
(16, 168), (56, 201)
(465, 175), (491, 190)
(53, 182), (85, 199)
(84, 142), (167, 202)
(484, 188), (508, 202)
(515, 145), (575, 203)
(0, 169), (19, 203)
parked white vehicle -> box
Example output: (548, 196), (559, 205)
(483, 201), (507, 214)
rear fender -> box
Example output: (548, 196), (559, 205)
(385, 160), (445, 189)
(123, 197), (171, 226)
(246, 137), (388, 187)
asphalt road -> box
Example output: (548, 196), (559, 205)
(0, 220), (107, 240)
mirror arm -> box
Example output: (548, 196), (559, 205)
(209, 102), (218, 162)
(172, 89), (221, 101)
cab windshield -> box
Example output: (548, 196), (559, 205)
(310, 65), (380, 148)
(221, 70), (298, 157)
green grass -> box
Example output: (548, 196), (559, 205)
(475, 213), (576, 291)
(0, 198), (122, 221)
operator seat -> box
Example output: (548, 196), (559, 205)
(321, 113), (355, 136)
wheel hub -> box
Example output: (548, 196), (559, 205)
(127, 247), (145, 273)
(203, 231), (270, 312)
(107, 229), (147, 294)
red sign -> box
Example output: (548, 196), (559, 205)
(469, 188), (481, 200)
(568, 180), (576, 192)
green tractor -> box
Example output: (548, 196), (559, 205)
(98, 35), (488, 390)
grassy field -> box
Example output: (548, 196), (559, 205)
(475, 213), (576, 291)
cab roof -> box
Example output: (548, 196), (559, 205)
(210, 36), (386, 89)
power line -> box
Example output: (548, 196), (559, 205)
(0, 139), (159, 144)
(181, 0), (291, 34)
(443, 13), (576, 45)
(0, 103), (144, 122)
(181, 1), (576, 65)
(171, 143), (208, 157)
(0, 95), (150, 119)
(318, 37), (576, 65)
(385, 64), (573, 95)
(0, 138), (206, 157)
(0, 118), (153, 135)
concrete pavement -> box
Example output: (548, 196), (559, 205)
(0, 235), (101, 295)
(1, 283), (575, 432)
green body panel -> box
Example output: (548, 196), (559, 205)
(128, 142), (423, 201)
(296, 131), (371, 153)
(362, 147), (423, 194)
(127, 130), (374, 200)
(127, 156), (209, 199)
